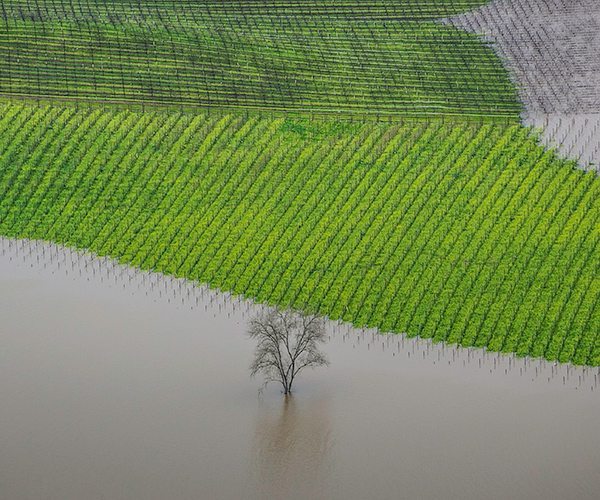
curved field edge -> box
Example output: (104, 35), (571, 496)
(0, 102), (598, 365)
(443, 0), (600, 172)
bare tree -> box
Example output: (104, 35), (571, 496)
(249, 309), (329, 395)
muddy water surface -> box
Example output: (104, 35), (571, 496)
(1, 239), (599, 500)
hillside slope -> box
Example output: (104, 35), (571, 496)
(0, 0), (518, 118)
(0, 1), (597, 365)
(0, 102), (598, 365)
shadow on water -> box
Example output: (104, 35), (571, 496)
(1, 237), (600, 500)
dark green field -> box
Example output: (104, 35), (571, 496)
(0, 0), (518, 118)
(0, 0), (598, 365)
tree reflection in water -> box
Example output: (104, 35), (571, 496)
(252, 393), (334, 499)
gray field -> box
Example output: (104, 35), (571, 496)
(528, 114), (600, 172)
(445, 0), (600, 172)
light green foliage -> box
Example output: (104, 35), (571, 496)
(0, 1), (595, 367)
(1, 102), (598, 365)
(0, 0), (518, 118)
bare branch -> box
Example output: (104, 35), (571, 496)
(248, 308), (329, 394)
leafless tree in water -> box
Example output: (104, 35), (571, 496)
(249, 309), (329, 395)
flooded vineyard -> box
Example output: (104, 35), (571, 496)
(1, 238), (599, 500)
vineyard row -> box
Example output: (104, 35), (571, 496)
(0, 0), (520, 118)
(0, 102), (597, 365)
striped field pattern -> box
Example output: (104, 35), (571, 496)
(0, 0), (519, 118)
(1, 102), (598, 365)
(445, 0), (600, 173)
(0, 0), (494, 21)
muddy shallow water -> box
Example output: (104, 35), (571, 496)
(1, 239), (599, 500)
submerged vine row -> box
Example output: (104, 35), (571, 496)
(0, 102), (598, 365)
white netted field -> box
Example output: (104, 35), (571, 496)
(444, 0), (600, 172)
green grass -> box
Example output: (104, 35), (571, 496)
(1, 101), (598, 365)
(0, 0), (519, 118)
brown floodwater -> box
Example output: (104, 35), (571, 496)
(1, 238), (599, 500)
